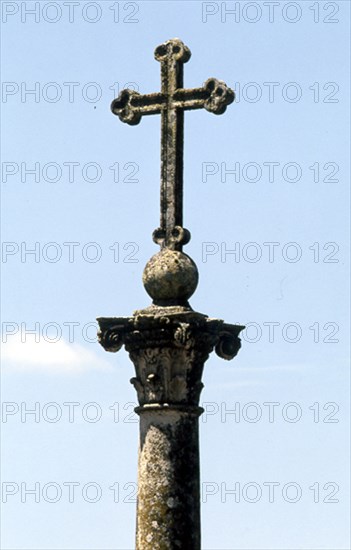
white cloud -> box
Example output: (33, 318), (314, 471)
(1, 335), (113, 374)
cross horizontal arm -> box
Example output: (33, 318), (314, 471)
(172, 87), (207, 109)
(111, 78), (234, 126)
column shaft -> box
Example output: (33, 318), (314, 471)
(136, 407), (201, 550)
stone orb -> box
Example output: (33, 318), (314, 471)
(143, 249), (199, 303)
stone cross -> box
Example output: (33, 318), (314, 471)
(111, 37), (234, 251)
(98, 38), (244, 550)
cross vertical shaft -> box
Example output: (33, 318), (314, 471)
(159, 45), (185, 246)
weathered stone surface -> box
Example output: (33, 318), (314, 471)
(98, 309), (244, 370)
(142, 249), (198, 306)
(111, 37), (234, 253)
(99, 38), (242, 549)
(98, 309), (243, 549)
(136, 409), (201, 550)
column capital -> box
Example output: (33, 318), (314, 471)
(98, 308), (244, 408)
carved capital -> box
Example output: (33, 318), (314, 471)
(97, 310), (244, 408)
(127, 325), (214, 407)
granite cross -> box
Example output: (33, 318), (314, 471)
(111, 37), (234, 251)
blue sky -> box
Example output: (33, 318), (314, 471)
(1, 1), (350, 549)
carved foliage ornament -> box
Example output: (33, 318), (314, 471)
(97, 314), (243, 407)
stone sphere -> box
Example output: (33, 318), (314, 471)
(143, 249), (199, 303)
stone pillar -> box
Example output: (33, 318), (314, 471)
(98, 309), (243, 549)
(97, 197), (244, 549)
(136, 406), (202, 549)
(101, 38), (242, 549)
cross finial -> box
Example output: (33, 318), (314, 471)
(111, 38), (234, 252)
